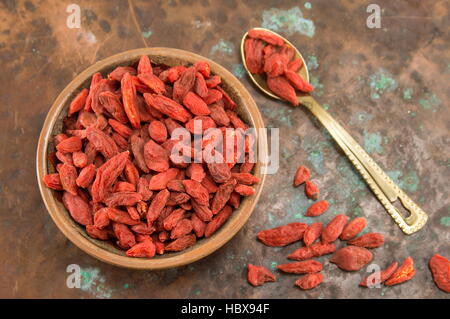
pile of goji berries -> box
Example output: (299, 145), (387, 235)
(248, 164), (449, 293)
(244, 28), (314, 106)
(43, 56), (260, 258)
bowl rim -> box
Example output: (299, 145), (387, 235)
(36, 47), (267, 270)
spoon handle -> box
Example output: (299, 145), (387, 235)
(299, 95), (428, 234)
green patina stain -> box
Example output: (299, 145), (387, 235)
(304, 2), (312, 9)
(363, 131), (383, 154)
(310, 75), (324, 97)
(350, 111), (374, 125)
(81, 268), (113, 299)
(260, 103), (293, 126)
(440, 217), (450, 227)
(270, 261), (278, 270)
(308, 149), (324, 175)
(231, 64), (245, 78)
(307, 55), (319, 70)
(323, 103), (330, 110)
(142, 29), (152, 38)
(261, 7), (315, 38)
(194, 289), (201, 296)
(210, 39), (234, 56)
(418, 93), (441, 112)
(403, 88), (413, 100)
(123, 283), (129, 289)
(388, 170), (419, 193)
(368, 68), (398, 100)
(302, 136), (332, 174)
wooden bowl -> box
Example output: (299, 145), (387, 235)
(36, 48), (267, 269)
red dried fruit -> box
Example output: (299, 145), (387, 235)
(62, 192), (93, 226)
(148, 120), (168, 143)
(183, 180), (209, 206)
(203, 89), (223, 105)
(285, 70), (314, 93)
(207, 162), (231, 183)
(104, 191), (142, 207)
(305, 180), (320, 200)
(107, 207), (140, 225)
(86, 127), (118, 159)
(131, 222), (155, 235)
(138, 73), (166, 95)
(288, 242), (336, 261)
(244, 38), (265, 74)
(191, 213), (206, 237)
(204, 205), (233, 237)
(76, 164), (96, 188)
(170, 219), (192, 239)
(303, 222), (323, 246)
(264, 53), (288, 77)
(322, 214), (348, 243)
(85, 72), (102, 112)
(205, 75), (221, 88)
(108, 119), (133, 138)
(56, 136), (82, 153)
(348, 232), (385, 248)
(231, 173), (260, 185)
(144, 93), (191, 123)
(143, 139), (169, 172)
(68, 89), (89, 116)
(277, 260), (322, 274)
(295, 273), (324, 290)
(43, 173), (63, 190)
(159, 65), (186, 83)
(330, 246), (373, 271)
(126, 238), (155, 258)
(112, 222), (136, 249)
(194, 61), (211, 78)
(86, 225), (110, 240)
(72, 151), (88, 168)
(91, 151), (129, 202)
(247, 264), (276, 287)
(215, 86), (236, 110)
(186, 116), (217, 134)
(267, 76), (298, 106)
(360, 262), (398, 287)
(147, 189), (170, 225)
(192, 200), (213, 222)
(287, 58), (303, 72)
(137, 55), (153, 75)
(163, 208), (186, 231)
(428, 254), (450, 293)
(194, 72), (209, 98)
(94, 207), (110, 229)
(211, 179), (237, 214)
(186, 163), (206, 182)
(173, 66), (196, 102)
(384, 257), (416, 286)
(59, 163), (78, 195)
(167, 179), (186, 192)
(293, 165), (310, 186)
(165, 234), (196, 252)
(98, 91), (129, 124)
(121, 72), (140, 128)
(234, 184), (255, 196)
(258, 223), (308, 247)
(306, 200), (329, 217)
(248, 29), (284, 46)
(148, 168), (179, 190)
(209, 103), (230, 126)
(183, 91), (210, 115)
(340, 217), (366, 241)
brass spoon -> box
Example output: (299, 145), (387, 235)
(241, 28), (428, 235)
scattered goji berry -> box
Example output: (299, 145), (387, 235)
(277, 260), (322, 274)
(360, 262), (398, 287)
(293, 165), (310, 186)
(347, 232), (385, 249)
(295, 273), (324, 290)
(330, 246), (373, 271)
(303, 222), (323, 246)
(428, 254), (450, 293)
(257, 223), (308, 247)
(339, 217), (366, 241)
(384, 257), (416, 286)
(304, 180), (320, 200)
(247, 264), (276, 287)
(306, 200), (329, 217)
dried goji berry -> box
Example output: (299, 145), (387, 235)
(322, 214), (348, 243)
(86, 127), (118, 159)
(288, 242), (336, 261)
(121, 72), (140, 128)
(203, 89), (223, 105)
(43, 173), (63, 190)
(147, 189), (170, 225)
(209, 103), (230, 126)
(384, 257), (416, 286)
(72, 151), (88, 168)
(295, 273), (324, 290)
(285, 70), (314, 93)
(287, 58), (303, 72)
(247, 29), (284, 46)
(293, 165), (310, 186)
(305, 180), (320, 200)
(56, 136), (82, 153)
(94, 207), (110, 229)
(170, 219), (192, 239)
(165, 234), (196, 252)
(360, 262), (398, 287)
(183, 91), (210, 115)
(205, 75), (221, 88)
(231, 173), (260, 185)
(62, 191), (93, 226)
(137, 55), (153, 75)
(191, 213), (206, 238)
(148, 168), (179, 190)
(104, 191), (142, 207)
(330, 246), (373, 271)
(138, 73), (166, 95)
(234, 184), (255, 196)
(204, 205), (233, 237)
(173, 66), (196, 102)
(244, 38), (265, 74)
(144, 93), (191, 123)
(428, 254), (450, 293)
(247, 264), (276, 287)
(107, 207), (140, 226)
(143, 139), (169, 172)
(211, 179), (237, 214)
(112, 222), (136, 249)
(59, 163), (78, 195)
(98, 91), (129, 124)
(86, 225), (110, 240)
(258, 223), (308, 247)
(340, 217), (366, 241)
(347, 232), (385, 249)
(191, 200), (213, 222)
(194, 61), (211, 78)
(108, 66), (136, 81)
(163, 208), (186, 231)
(76, 164), (96, 188)
(68, 88), (89, 117)
(194, 72), (208, 98)
(277, 260), (322, 274)
(267, 76), (298, 106)
(126, 238), (155, 258)
(183, 180), (209, 206)
(303, 222), (323, 246)
(264, 53), (288, 77)
(306, 200), (329, 217)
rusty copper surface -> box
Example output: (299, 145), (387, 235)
(0, 0), (448, 298)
